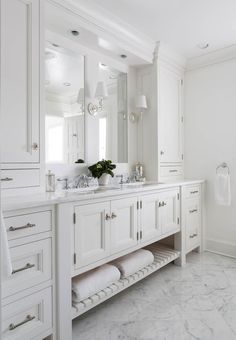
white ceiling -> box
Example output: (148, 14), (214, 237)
(79, 0), (236, 59)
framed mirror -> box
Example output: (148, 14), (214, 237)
(45, 45), (85, 164)
(97, 63), (128, 163)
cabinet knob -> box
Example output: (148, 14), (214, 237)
(111, 213), (117, 219)
(160, 150), (164, 155)
(32, 142), (39, 150)
(105, 214), (111, 221)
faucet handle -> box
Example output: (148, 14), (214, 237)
(57, 177), (69, 189)
(116, 174), (124, 184)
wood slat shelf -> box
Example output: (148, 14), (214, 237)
(72, 244), (180, 319)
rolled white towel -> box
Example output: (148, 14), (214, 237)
(112, 249), (154, 278)
(72, 264), (120, 302)
(1, 212), (12, 279)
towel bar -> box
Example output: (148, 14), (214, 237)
(216, 162), (230, 174)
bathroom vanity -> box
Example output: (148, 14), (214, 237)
(2, 180), (204, 340)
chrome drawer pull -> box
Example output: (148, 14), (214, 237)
(1, 177), (13, 182)
(189, 233), (198, 239)
(190, 190), (198, 194)
(189, 209), (198, 213)
(169, 169), (178, 173)
(111, 213), (117, 219)
(9, 315), (35, 331)
(12, 263), (35, 274)
(9, 223), (36, 232)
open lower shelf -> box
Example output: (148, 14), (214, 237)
(72, 244), (180, 319)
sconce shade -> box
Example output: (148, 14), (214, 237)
(136, 95), (147, 109)
(77, 88), (84, 104)
(95, 81), (108, 98)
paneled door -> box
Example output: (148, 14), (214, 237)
(110, 197), (138, 255)
(140, 194), (162, 243)
(158, 64), (183, 164)
(158, 189), (180, 235)
(0, 0), (40, 163)
(74, 202), (110, 269)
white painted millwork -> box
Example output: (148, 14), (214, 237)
(0, 0), (40, 164)
(2, 287), (52, 340)
(74, 202), (110, 269)
(110, 197), (138, 254)
(1, 207), (55, 339)
(158, 189), (180, 235)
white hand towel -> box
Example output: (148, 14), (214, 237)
(1, 212), (12, 279)
(112, 249), (154, 278)
(72, 264), (120, 302)
(215, 173), (231, 206)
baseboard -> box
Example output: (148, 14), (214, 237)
(205, 238), (236, 259)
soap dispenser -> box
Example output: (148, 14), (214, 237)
(46, 170), (55, 192)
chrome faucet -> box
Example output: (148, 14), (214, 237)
(116, 174), (124, 184)
(57, 177), (69, 189)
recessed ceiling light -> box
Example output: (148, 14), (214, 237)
(71, 30), (80, 37)
(120, 54), (127, 59)
(197, 43), (209, 50)
(63, 82), (71, 87)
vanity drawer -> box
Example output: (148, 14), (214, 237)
(185, 185), (200, 199)
(5, 210), (52, 241)
(2, 287), (52, 340)
(185, 198), (201, 252)
(160, 166), (183, 178)
(2, 238), (52, 298)
(1, 169), (40, 189)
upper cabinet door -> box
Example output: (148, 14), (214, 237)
(158, 64), (183, 164)
(110, 197), (138, 255)
(0, 0), (40, 163)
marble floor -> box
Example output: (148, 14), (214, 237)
(72, 251), (236, 340)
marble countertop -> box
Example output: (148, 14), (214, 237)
(2, 179), (204, 211)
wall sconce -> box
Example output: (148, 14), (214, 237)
(88, 81), (108, 116)
(129, 95), (147, 123)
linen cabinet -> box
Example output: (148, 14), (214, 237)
(136, 43), (185, 182)
(0, 0), (43, 191)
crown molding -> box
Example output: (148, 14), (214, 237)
(47, 0), (155, 64)
(186, 45), (236, 71)
(154, 42), (186, 72)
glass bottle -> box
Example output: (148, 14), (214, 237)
(46, 170), (55, 192)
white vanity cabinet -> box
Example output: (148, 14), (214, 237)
(2, 206), (55, 340)
(74, 202), (110, 269)
(110, 197), (138, 254)
(0, 0), (42, 190)
(182, 185), (202, 253)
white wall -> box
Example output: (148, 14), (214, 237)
(185, 59), (236, 257)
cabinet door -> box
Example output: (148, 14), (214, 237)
(140, 194), (162, 243)
(0, 0), (40, 163)
(74, 202), (110, 269)
(185, 198), (201, 252)
(159, 64), (183, 163)
(158, 189), (180, 235)
(110, 197), (138, 255)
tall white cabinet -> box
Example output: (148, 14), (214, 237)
(136, 43), (185, 182)
(0, 0), (43, 192)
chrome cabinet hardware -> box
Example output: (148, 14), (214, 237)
(140, 201), (143, 209)
(111, 212), (117, 219)
(189, 209), (198, 213)
(169, 169), (178, 173)
(140, 230), (143, 239)
(105, 214), (111, 221)
(190, 190), (198, 194)
(158, 202), (162, 207)
(12, 263), (35, 274)
(32, 142), (39, 150)
(189, 233), (198, 239)
(137, 231), (139, 241)
(9, 223), (36, 232)
(1, 177), (13, 182)
(158, 201), (167, 207)
(9, 315), (35, 331)
(160, 150), (164, 155)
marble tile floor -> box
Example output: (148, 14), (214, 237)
(73, 251), (236, 340)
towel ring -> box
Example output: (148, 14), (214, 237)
(216, 162), (230, 174)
